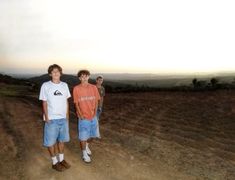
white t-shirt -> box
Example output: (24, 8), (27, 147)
(39, 81), (71, 120)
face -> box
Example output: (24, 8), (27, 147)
(79, 74), (89, 83)
(50, 68), (61, 80)
(96, 78), (103, 85)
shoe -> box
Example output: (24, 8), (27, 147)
(86, 146), (92, 156)
(52, 162), (66, 172)
(60, 160), (71, 169)
(82, 152), (91, 163)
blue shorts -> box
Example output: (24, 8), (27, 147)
(43, 118), (70, 147)
(78, 116), (100, 141)
(96, 108), (102, 138)
(96, 107), (103, 119)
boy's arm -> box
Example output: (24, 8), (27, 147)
(94, 100), (98, 117)
(94, 87), (101, 117)
(66, 100), (69, 120)
(99, 97), (104, 108)
(74, 102), (84, 119)
(42, 101), (49, 123)
(101, 88), (105, 107)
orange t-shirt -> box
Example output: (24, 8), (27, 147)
(73, 83), (101, 120)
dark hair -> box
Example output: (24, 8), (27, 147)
(48, 64), (62, 75)
(96, 75), (103, 80)
(77, 69), (90, 78)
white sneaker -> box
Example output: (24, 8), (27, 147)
(82, 151), (91, 163)
(86, 146), (92, 156)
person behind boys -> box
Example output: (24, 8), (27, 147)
(95, 75), (105, 139)
(96, 75), (105, 119)
(73, 70), (100, 163)
(39, 64), (71, 172)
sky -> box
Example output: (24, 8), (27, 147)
(0, 0), (235, 75)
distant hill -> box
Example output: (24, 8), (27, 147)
(4, 70), (235, 88)
(8, 71), (235, 80)
(29, 74), (79, 87)
(0, 73), (27, 85)
(117, 75), (235, 88)
(28, 74), (129, 89)
(2, 73), (235, 93)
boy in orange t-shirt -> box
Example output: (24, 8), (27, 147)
(73, 70), (100, 163)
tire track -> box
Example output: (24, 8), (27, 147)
(0, 97), (26, 179)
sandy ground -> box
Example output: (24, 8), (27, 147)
(0, 89), (235, 180)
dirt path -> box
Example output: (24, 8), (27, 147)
(0, 96), (170, 180)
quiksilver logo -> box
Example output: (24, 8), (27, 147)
(54, 90), (63, 96)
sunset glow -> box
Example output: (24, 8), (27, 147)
(0, 0), (235, 74)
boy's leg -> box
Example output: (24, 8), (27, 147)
(47, 144), (60, 167)
(44, 120), (65, 171)
(87, 138), (93, 143)
(44, 121), (58, 164)
(57, 142), (64, 153)
(86, 139), (92, 156)
(57, 118), (70, 154)
(57, 119), (71, 168)
(48, 144), (57, 157)
(91, 116), (100, 139)
(85, 117), (100, 156)
(80, 141), (87, 150)
(95, 109), (101, 140)
(79, 119), (91, 163)
(57, 142), (64, 161)
(80, 140), (91, 163)
(80, 139), (92, 155)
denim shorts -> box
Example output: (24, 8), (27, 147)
(96, 108), (102, 138)
(96, 107), (103, 119)
(78, 116), (100, 141)
(43, 118), (70, 147)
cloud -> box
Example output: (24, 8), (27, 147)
(0, 0), (235, 74)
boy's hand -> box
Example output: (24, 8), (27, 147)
(43, 113), (49, 123)
(76, 110), (85, 119)
(45, 117), (50, 123)
(79, 116), (85, 120)
(77, 113), (84, 120)
(98, 107), (102, 112)
(91, 109), (96, 118)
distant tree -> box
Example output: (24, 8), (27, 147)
(210, 78), (219, 88)
(231, 79), (235, 89)
(192, 78), (197, 88)
(192, 78), (208, 90)
(197, 81), (208, 88)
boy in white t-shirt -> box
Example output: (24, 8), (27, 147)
(39, 64), (71, 172)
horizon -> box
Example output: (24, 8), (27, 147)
(1, 70), (235, 80)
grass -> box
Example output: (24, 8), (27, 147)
(0, 84), (31, 97)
